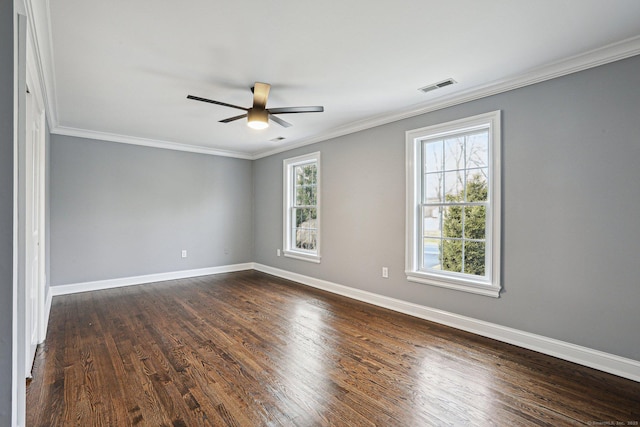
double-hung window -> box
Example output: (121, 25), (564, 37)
(406, 111), (501, 297)
(283, 152), (321, 263)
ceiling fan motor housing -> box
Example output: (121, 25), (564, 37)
(247, 108), (269, 129)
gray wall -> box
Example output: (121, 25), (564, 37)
(50, 136), (253, 285)
(253, 55), (640, 361)
(0, 1), (14, 423)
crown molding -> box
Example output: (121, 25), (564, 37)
(51, 126), (253, 159)
(26, 0), (640, 161)
(250, 35), (640, 160)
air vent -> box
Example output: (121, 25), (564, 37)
(270, 136), (286, 142)
(418, 78), (457, 94)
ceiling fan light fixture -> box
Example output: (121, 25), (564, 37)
(188, 82), (323, 129)
(247, 108), (269, 129)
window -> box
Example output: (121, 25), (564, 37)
(406, 111), (501, 297)
(283, 152), (321, 263)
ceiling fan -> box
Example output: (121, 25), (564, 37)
(187, 82), (324, 129)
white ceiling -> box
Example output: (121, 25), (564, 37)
(31, 0), (640, 158)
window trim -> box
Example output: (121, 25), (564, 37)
(405, 111), (501, 298)
(283, 152), (321, 263)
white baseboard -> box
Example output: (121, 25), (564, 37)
(50, 263), (254, 296)
(253, 263), (640, 383)
(47, 262), (640, 382)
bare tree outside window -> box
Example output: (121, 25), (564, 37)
(422, 131), (489, 276)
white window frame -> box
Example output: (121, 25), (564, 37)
(405, 111), (501, 297)
(283, 152), (321, 263)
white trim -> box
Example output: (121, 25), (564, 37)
(22, 1), (640, 163)
(406, 273), (500, 298)
(12, 6), (24, 427)
(251, 36), (640, 160)
(50, 263), (254, 296)
(405, 111), (501, 296)
(25, 24), (48, 349)
(252, 263), (640, 383)
(283, 152), (321, 263)
(51, 125), (253, 159)
(283, 252), (321, 264)
(44, 263), (640, 381)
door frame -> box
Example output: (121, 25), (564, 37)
(23, 7), (47, 378)
(13, 3), (50, 425)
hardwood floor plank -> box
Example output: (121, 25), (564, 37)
(27, 271), (640, 426)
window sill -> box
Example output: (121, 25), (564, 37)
(283, 251), (321, 264)
(406, 271), (500, 298)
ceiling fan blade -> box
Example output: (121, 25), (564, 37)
(269, 114), (292, 128)
(187, 95), (248, 111)
(219, 113), (248, 123)
(268, 106), (324, 114)
(252, 82), (271, 109)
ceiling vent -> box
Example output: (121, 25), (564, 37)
(418, 78), (457, 94)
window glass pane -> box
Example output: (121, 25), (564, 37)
(295, 227), (317, 250)
(295, 208), (316, 227)
(444, 136), (465, 171)
(294, 163), (317, 207)
(295, 229), (307, 249)
(422, 206), (441, 239)
(293, 208), (316, 228)
(440, 239), (463, 273)
(302, 164), (317, 185)
(296, 184), (316, 206)
(295, 186), (303, 206)
(464, 241), (485, 276)
(464, 206), (486, 239)
(444, 170), (464, 202)
(308, 186), (317, 206)
(294, 208), (302, 227)
(295, 164), (316, 185)
(443, 206), (462, 238)
(466, 132), (489, 169)
(465, 169), (488, 202)
(307, 230), (317, 250)
(295, 165), (305, 185)
(424, 173), (443, 203)
(423, 238), (441, 269)
(424, 140), (443, 172)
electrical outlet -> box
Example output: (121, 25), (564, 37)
(277, 249), (281, 257)
(181, 250), (187, 258)
(382, 267), (389, 278)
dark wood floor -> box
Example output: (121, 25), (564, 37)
(27, 271), (640, 426)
